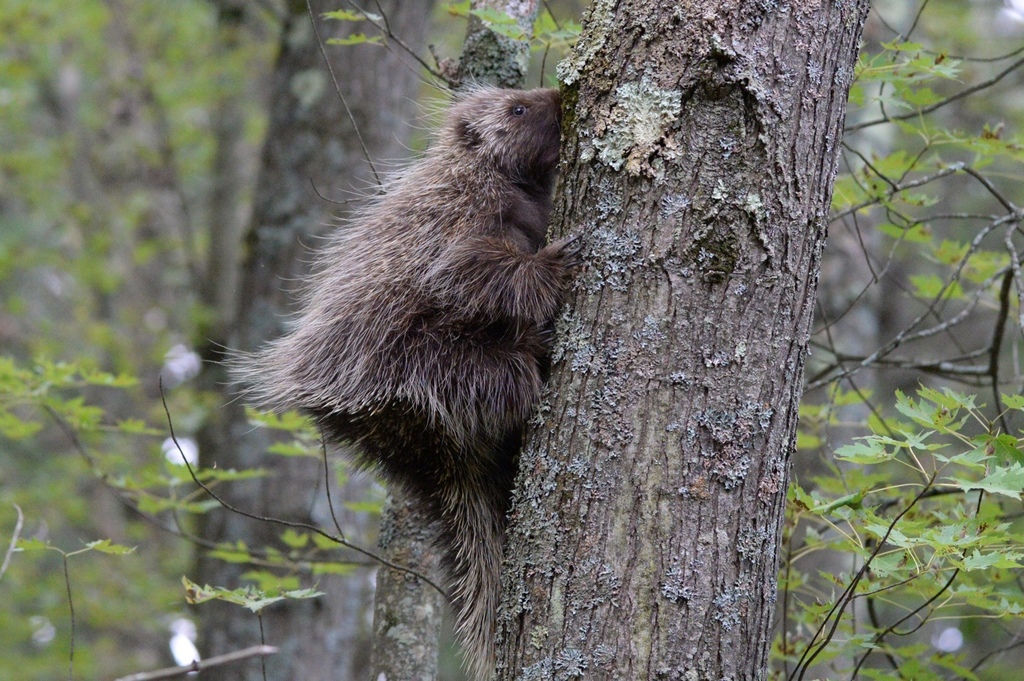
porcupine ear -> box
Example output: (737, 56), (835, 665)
(455, 116), (483, 150)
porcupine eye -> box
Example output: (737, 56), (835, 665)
(511, 105), (527, 116)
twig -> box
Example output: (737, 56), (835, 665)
(318, 426), (348, 541)
(63, 553), (75, 681)
(0, 503), (24, 582)
(847, 53), (1024, 132)
(828, 163), (964, 222)
(42, 403), (384, 578)
(113, 645), (279, 681)
(790, 474), (937, 681)
(258, 613), (268, 681)
(349, 0), (447, 83)
(850, 568), (959, 679)
(306, 0), (381, 186)
(310, 178), (355, 206)
(808, 209), (1018, 391)
(989, 270), (1014, 433)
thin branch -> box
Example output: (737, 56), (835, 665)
(904, 0), (931, 41)
(1005, 227), (1024, 336)
(808, 208), (1018, 390)
(0, 503), (24, 582)
(781, 517), (795, 680)
(970, 633), (1024, 674)
(318, 426), (347, 541)
(310, 178), (355, 206)
(43, 403), (383, 579)
(348, 0), (447, 83)
(258, 612), (268, 681)
(864, 591), (904, 676)
(306, 0), (381, 186)
(829, 163), (964, 223)
(808, 342), (991, 377)
(63, 553), (75, 681)
(790, 474), (937, 681)
(850, 568), (960, 679)
(962, 165), (1020, 214)
(871, 14), (1024, 63)
(113, 645), (279, 681)
(939, 43), (1024, 64)
(989, 270), (1014, 433)
(846, 53), (1024, 132)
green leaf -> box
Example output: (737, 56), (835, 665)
(980, 434), (1023, 465)
(84, 539), (136, 555)
(245, 407), (315, 433)
(814, 490), (867, 514)
(835, 439), (894, 464)
(934, 444), (990, 469)
(949, 463), (1024, 499)
(322, 10), (381, 22)
(311, 532), (342, 550)
(326, 34), (383, 46)
(116, 418), (159, 435)
(0, 411), (43, 439)
(909, 274), (962, 300)
(241, 570), (300, 592)
(470, 8), (527, 40)
(445, 1), (471, 17)
(343, 500), (383, 514)
(279, 529), (309, 549)
(267, 441), (318, 457)
(194, 467), (268, 482)
(15, 537), (51, 552)
(280, 587), (324, 600)
(311, 562), (356, 576)
(208, 541), (253, 564)
(877, 221), (933, 244)
(796, 430), (822, 450)
(959, 549), (1024, 570)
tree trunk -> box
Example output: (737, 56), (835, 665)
(456, 0), (539, 88)
(370, 494), (445, 681)
(497, 1), (870, 679)
(195, 2), (433, 680)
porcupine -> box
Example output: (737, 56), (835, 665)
(232, 87), (573, 679)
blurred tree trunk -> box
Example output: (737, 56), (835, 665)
(202, 0), (251, 336)
(194, 2), (433, 679)
(456, 0), (539, 88)
(497, 1), (869, 679)
(370, 494), (445, 681)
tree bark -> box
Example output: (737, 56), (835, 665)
(195, 2), (433, 680)
(370, 494), (445, 681)
(457, 0), (540, 88)
(497, 1), (870, 679)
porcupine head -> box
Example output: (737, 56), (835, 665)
(232, 86), (570, 681)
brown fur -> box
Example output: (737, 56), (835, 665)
(232, 87), (571, 680)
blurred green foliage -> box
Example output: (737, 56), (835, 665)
(3, 1), (1024, 680)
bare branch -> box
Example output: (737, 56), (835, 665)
(113, 645), (279, 681)
(0, 504), (24, 583)
(306, 0), (382, 186)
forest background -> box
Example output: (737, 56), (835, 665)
(3, 0), (1024, 680)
